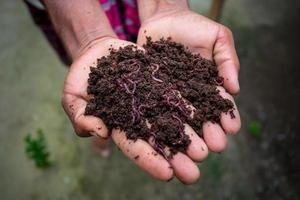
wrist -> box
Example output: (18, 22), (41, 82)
(75, 35), (117, 60)
(65, 24), (116, 59)
(137, 0), (189, 24)
(44, 0), (116, 60)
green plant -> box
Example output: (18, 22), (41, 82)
(248, 121), (262, 137)
(25, 128), (51, 168)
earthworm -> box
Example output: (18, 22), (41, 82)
(172, 114), (184, 136)
(116, 79), (124, 88)
(151, 63), (164, 83)
(155, 142), (168, 160)
(172, 114), (183, 125)
(128, 64), (140, 76)
(132, 108), (141, 124)
(152, 76), (164, 83)
(131, 97), (141, 124)
(123, 81), (136, 94)
(123, 83), (131, 94)
(138, 104), (148, 115)
(165, 95), (181, 108)
(151, 63), (160, 73)
(178, 105), (189, 117)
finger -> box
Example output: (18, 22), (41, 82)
(184, 124), (209, 162)
(112, 129), (174, 181)
(169, 152), (200, 184)
(147, 130), (201, 184)
(62, 93), (108, 138)
(203, 121), (227, 153)
(214, 26), (240, 94)
(217, 86), (241, 134)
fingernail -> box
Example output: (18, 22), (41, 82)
(235, 77), (240, 92)
(90, 132), (98, 137)
(232, 72), (240, 93)
(167, 176), (174, 182)
(91, 131), (107, 139)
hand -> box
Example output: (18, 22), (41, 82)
(137, 7), (241, 183)
(62, 37), (174, 182)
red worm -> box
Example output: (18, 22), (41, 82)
(152, 76), (164, 83)
(155, 142), (168, 160)
(172, 114), (184, 136)
(151, 63), (164, 83)
(128, 64), (140, 76)
(123, 81), (136, 94)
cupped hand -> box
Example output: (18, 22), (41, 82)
(137, 9), (241, 183)
(62, 37), (175, 182)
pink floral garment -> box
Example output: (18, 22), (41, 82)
(99, 0), (140, 41)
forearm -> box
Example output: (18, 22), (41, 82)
(43, 0), (116, 60)
(137, 0), (189, 23)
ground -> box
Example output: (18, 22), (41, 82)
(0, 0), (299, 199)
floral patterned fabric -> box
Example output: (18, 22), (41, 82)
(100, 0), (140, 41)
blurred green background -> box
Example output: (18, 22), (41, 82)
(0, 0), (299, 199)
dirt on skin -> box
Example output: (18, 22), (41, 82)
(85, 37), (234, 158)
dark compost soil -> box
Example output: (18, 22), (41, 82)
(85, 37), (234, 158)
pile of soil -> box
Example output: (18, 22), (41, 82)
(85, 37), (234, 158)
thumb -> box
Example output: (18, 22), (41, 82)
(213, 26), (240, 94)
(62, 93), (108, 138)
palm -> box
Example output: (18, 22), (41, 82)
(138, 11), (218, 59)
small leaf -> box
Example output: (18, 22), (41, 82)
(248, 121), (261, 136)
(24, 129), (51, 168)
